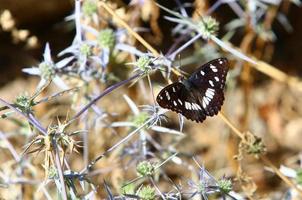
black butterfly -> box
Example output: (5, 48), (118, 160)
(156, 58), (229, 123)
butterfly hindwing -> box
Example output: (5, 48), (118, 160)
(156, 83), (207, 122)
(156, 58), (229, 123)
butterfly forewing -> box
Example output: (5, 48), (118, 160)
(156, 58), (229, 123)
(188, 58), (228, 89)
(156, 82), (188, 113)
(156, 83), (207, 122)
(189, 58), (228, 116)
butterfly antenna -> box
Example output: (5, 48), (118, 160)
(177, 54), (181, 73)
(147, 56), (161, 105)
(176, 53), (189, 77)
(147, 75), (157, 105)
(194, 9), (208, 28)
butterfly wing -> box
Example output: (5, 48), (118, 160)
(188, 58), (229, 117)
(189, 58), (228, 89)
(156, 58), (229, 123)
(156, 82), (207, 122)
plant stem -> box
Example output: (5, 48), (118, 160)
(81, 117), (153, 174)
(70, 72), (142, 122)
(219, 112), (302, 197)
(51, 138), (68, 200)
(0, 98), (47, 135)
(100, 1), (159, 56)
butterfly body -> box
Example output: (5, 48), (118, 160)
(156, 58), (229, 123)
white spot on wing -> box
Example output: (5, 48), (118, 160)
(200, 70), (205, 76)
(210, 64), (218, 72)
(192, 103), (201, 110)
(214, 77), (219, 82)
(202, 96), (210, 108)
(185, 101), (192, 110)
(208, 88), (215, 93)
(205, 88), (215, 100)
(205, 89), (214, 99)
(202, 101), (206, 109)
(165, 91), (170, 100)
(191, 103), (196, 110)
(195, 103), (201, 110)
(173, 101), (177, 106)
(178, 99), (183, 105)
(172, 87), (176, 92)
(209, 80), (214, 87)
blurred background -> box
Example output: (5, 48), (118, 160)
(0, 0), (302, 199)
(1, 0), (302, 85)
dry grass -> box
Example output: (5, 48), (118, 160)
(0, 0), (302, 199)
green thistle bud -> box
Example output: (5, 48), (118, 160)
(15, 95), (32, 113)
(48, 166), (59, 179)
(82, 0), (98, 16)
(247, 136), (265, 155)
(138, 185), (156, 200)
(39, 61), (55, 81)
(218, 178), (232, 193)
(133, 112), (149, 127)
(296, 168), (302, 185)
(197, 16), (219, 39)
(136, 56), (151, 72)
(136, 161), (155, 177)
(80, 43), (92, 57)
(121, 183), (135, 195)
(98, 28), (115, 49)
(198, 183), (206, 193)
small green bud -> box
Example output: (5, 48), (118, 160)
(198, 183), (206, 193)
(218, 178), (232, 193)
(197, 16), (219, 39)
(39, 61), (55, 81)
(121, 183), (135, 195)
(136, 161), (155, 177)
(80, 43), (92, 57)
(15, 95), (32, 113)
(296, 168), (302, 185)
(247, 137), (265, 155)
(138, 185), (156, 200)
(133, 112), (149, 127)
(48, 166), (59, 179)
(136, 56), (151, 72)
(82, 0), (98, 16)
(98, 29), (115, 49)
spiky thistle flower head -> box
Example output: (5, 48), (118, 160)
(79, 43), (92, 57)
(197, 16), (219, 39)
(38, 61), (56, 81)
(15, 94), (33, 113)
(82, 0), (98, 16)
(98, 28), (116, 49)
(136, 161), (155, 177)
(218, 178), (232, 193)
(138, 185), (156, 200)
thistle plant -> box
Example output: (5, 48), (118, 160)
(82, 0), (98, 17)
(136, 161), (155, 177)
(1, 0), (302, 199)
(22, 43), (69, 90)
(137, 185), (156, 200)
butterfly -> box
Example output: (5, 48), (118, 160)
(156, 58), (229, 123)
